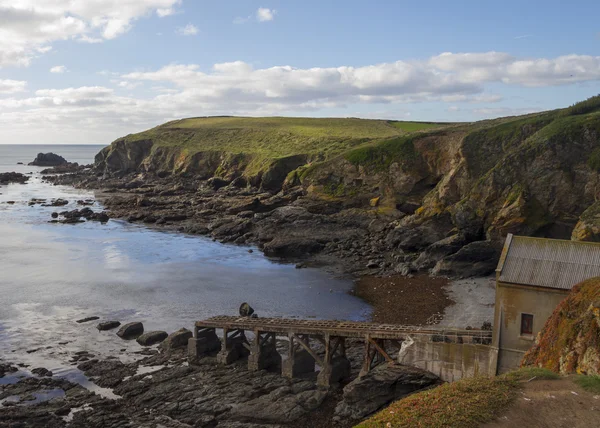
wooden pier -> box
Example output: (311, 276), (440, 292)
(189, 316), (492, 387)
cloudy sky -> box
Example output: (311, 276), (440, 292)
(0, 0), (599, 145)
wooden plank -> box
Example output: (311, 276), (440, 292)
(368, 338), (395, 364)
(292, 334), (324, 366)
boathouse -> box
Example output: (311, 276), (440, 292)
(492, 234), (600, 373)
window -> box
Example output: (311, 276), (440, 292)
(521, 313), (534, 336)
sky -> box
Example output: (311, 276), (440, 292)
(0, 0), (599, 145)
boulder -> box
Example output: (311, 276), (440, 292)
(31, 367), (53, 377)
(263, 237), (325, 257)
(335, 365), (438, 420)
(207, 177), (229, 190)
(117, 322), (144, 339)
(432, 240), (502, 278)
(28, 152), (68, 167)
(159, 328), (193, 351)
(239, 302), (255, 317)
(136, 331), (168, 346)
(97, 321), (121, 331)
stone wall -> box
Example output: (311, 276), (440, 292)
(398, 335), (498, 382)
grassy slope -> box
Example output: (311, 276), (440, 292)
(356, 368), (558, 428)
(118, 117), (443, 160)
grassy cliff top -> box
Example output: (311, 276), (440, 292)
(118, 116), (444, 159)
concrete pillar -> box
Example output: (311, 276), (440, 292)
(248, 331), (281, 371)
(317, 356), (351, 387)
(216, 329), (249, 365)
(282, 334), (315, 378)
(188, 327), (221, 364)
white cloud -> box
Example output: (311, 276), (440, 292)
(256, 7), (275, 22)
(177, 24), (198, 36)
(0, 79), (26, 94)
(0, 52), (599, 144)
(50, 65), (67, 73)
(0, 1), (182, 67)
(156, 8), (175, 17)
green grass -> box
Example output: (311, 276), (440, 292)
(126, 117), (405, 159)
(344, 136), (419, 171)
(505, 367), (560, 381)
(388, 121), (444, 132)
(573, 375), (600, 393)
(356, 375), (518, 428)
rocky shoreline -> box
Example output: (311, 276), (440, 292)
(1, 326), (439, 428)
(44, 168), (500, 280)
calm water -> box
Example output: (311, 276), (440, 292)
(0, 145), (369, 387)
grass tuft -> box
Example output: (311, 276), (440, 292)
(505, 367), (560, 381)
(573, 375), (600, 394)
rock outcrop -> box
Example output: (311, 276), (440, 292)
(0, 172), (29, 185)
(522, 277), (600, 375)
(28, 152), (68, 166)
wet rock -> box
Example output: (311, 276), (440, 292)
(335, 364), (438, 420)
(76, 316), (100, 323)
(239, 302), (255, 317)
(28, 152), (68, 167)
(45, 198), (69, 207)
(31, 367), (53, 377)
(263, 237), (325, 257)
(117, 322), (144, 339)
(51, 212), (58, 218)
(432, 240), (502, 278)
(159, 328), (193, 350)
(97, 321), (121, 331)
(136, 331), (168, 346)
(207, 176), (229, 190)
(366, 260), (379, 269)
(0, 172), (29, 185)
(229, 385), (328, 423)
(0, 362), (18, 377)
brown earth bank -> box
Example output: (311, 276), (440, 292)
(354, 274), (453, 325)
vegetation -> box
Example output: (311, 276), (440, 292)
(522, 277), (600, 374)
(388, 121), (444, 132)
(573, 375), (600, 393)
(563, 94), (600, 116)
(588, 147), (600, 171)
(357, 375), (518, 428)
(504, 367), (560, 381)
(344, 136), (419, 171)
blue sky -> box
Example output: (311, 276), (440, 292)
(0, 0), (598, 144)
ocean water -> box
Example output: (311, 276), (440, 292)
(0, 144), (370, 386)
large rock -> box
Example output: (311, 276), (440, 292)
(335, 364), (438, 420)
(572, 201), (600, 242)
(159, 328), (193, 350)
(0, 172), (29, 185)
(136, 331), (168, 346)
(229, 384), (327, 423)
(263, 237), (325, 257)
(28, 153), (68, 167)
(97, 321), (121, 331)
(432, 240), (502, 278)
(117, 322), (144, 339)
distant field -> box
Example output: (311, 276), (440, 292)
(123, 116), (447, 160)
(388, 121), (444, 132)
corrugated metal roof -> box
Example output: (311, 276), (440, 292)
(497, 234), (600, 290)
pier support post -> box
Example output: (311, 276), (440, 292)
(188, 327), (221, 364)
(248, 330), (281, 371)
(282, 333), (316, 378)
(217, 328), (249, 365)
(317, 335), (351, 387)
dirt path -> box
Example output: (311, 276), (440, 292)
(484, 377), (600, 428)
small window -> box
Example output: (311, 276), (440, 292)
(521, 313), (534, 336)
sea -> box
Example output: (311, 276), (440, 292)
(0, 144), (369, 393)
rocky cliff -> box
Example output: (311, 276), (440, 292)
(522, 277), (600, 375)
(83, 96), (600, 277)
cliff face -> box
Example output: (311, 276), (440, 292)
(522, 277), (600, 375)
(93, 97), (600, 275)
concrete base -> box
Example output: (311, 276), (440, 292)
(187, 331), (221, 364)
(282, 350), (315, 378)
(217, 337), (249, 365)
(317, 356), (351, 387)
(248, 347), (282, 371)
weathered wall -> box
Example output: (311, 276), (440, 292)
(398, 335), (497, 382)
(492, 281), (568, 373)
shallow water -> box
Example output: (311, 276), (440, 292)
(0, 145), (370, 386)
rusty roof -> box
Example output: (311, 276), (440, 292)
(496, 234), (600, 290)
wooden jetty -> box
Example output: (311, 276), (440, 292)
(189, 316), (492, 387)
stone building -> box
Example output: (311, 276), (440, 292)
(492, 234), (600, 373)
